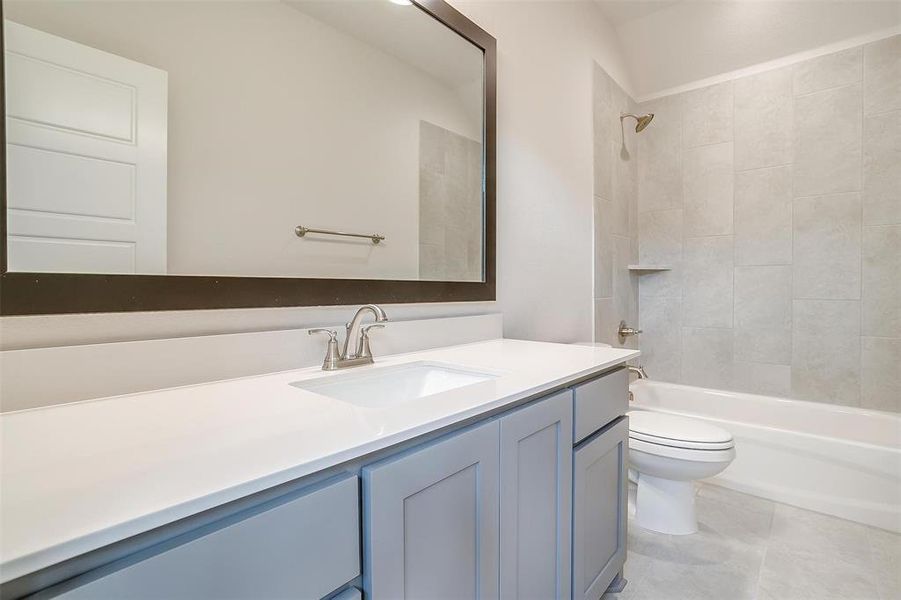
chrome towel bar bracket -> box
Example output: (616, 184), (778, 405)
(295, 225), (385, 245)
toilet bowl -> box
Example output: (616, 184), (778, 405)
(628, 410), (735, 535)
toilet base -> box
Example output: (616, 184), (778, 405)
(633, 473), (697, 535)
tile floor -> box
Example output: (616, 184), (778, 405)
(604, 483), (900, 600)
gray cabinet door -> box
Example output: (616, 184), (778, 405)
(572, 418), (628, 600)
(362, 420), (500, 600)
(499, 390), (573, 600)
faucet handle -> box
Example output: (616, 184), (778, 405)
(359, 324), (385, 359)
(309, 328), (341, 370)
(308, 328), (337, 341)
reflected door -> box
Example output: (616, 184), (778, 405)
(4, 21), (167, 273)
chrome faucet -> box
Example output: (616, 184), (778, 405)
(309, 304), (389, 370)
(627, 365), (648, 379)
(626, 364), (648, 402)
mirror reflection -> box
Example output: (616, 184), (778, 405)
(3, 0), (485, 281)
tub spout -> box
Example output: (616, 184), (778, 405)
(628, 365), (648, 380)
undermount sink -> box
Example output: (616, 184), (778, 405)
(290, 361), (499, 409)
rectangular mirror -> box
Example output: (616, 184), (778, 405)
(0, 0), (495, 313)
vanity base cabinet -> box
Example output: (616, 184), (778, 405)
(572, 418), (629, 600)
(41, 475), (361, 600)
(500, 390), (573, 600)
(362, 420), (501, 600)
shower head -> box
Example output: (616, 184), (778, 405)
(620, 113), (655, 133)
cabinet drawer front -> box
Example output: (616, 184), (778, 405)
(572, 419), (628, 600)
(573, 368), (628, 443)
(51, 475), (360, 600)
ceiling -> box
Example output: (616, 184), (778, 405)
(593, 0), (901, 99)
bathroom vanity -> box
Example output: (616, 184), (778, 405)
(0, 340), (636, 599)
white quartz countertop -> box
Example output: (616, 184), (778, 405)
(0, 339), (638, 582)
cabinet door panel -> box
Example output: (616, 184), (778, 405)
(363, 421), (500, 600)
(499, 390), (573, 600)
(573, 418), (628, 600)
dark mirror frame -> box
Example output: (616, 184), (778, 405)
(0, 0), (495, 315)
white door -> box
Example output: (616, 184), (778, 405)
(4, 20), (168, 274)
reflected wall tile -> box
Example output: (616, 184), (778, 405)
(792, 299), (861, 404)
(734, 266), (792, 365)
(682, 327), (733, 390)
(639, 296), (682, 382)
(863, 109), (901, 225)
(734, 166), (792, 265)
(793, 193), (861, 300)
(682, 236), (733, 328)
(419, 121), (446, 174)
(861, 337), (901, 412)
(638, 94), (683, 213)
(863, 35), (901, 115)
(638, 209), (682, 298)
(793, 47), (861, 96)
(683, 142), (734, 236)
(734, 67), (793, 171)
(733, 362), (791, 397)
(682, 82), (733, 148)
(862, 224), (901, 337)
(793, 83), (862, 196)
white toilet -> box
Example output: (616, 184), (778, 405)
(627, 410), (735, 535)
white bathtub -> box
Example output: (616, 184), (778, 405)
(629, 380), (901, 533)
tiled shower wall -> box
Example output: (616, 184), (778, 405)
(593, 64), (640, 348)
(419, 121), (483, 281)
(635, 35), (900, 411)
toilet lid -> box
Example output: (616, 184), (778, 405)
(628, 410), (733, 449)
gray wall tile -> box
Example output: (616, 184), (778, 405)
(733, 362), (792, 397)
(734, 266), (792, 365)
(734, 68), (793, 171)
(632, 37), (898, 411)
(682, 327), (734, 389)
(683, 236), (734, 328)
(638, 209), (683, 298)
(863, 109), (901, 225)
(860, 336), (901, 412)
(862, 224), (901, 337)
(793, 47), (861, 96)
(683, 142), (734, 236)
(682, 82), (733, 148)
(793, 193), (861, 300)
(793, 84), (862, 196)
(639, 296), (683, 382)
(792, 299), (861, 404)
(734, 166), (793, 265)
(638, 94), (683, 212)
(418, 121), (482, 281)
(594, 196), (614, 298)
(863, 35), (901, 115)
(594, 63), (640, 351)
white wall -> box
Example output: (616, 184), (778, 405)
(5, 0), (480, 279)
(1, 1), (630, 351)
